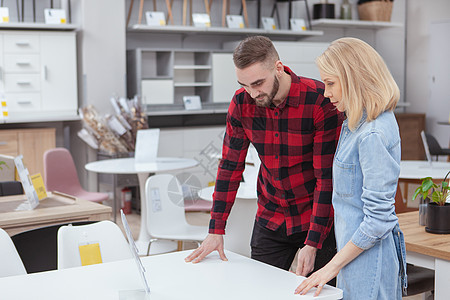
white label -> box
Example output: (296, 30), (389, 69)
(226, 15), (245, 29)
(0, 7), (9, 23)
(151, 188), (161, 212)
(192, 13), (211, 28)
(44, 9), (67, 24)
(145, 11), (166, 26)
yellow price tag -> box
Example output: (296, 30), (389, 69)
(239, 23), (244, 28)
(2, 111), (8, 117)
(159, 19), (166, 25)
(2, 16), (9, 22)
(61, 18), (66, 24)
(79, 243), (103, 266)
(31, 173), (48, 200)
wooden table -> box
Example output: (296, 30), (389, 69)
(398, 211), (450, 299)
(0, 192), (111, 236)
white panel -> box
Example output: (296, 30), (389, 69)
(4, 74), (41, 92)
(7, 93), (41, 111)
(3, 33), (40, 53)
(4, 54), (40, 73)
(141, 79), (174, 105)
(212, 53), (238, 103)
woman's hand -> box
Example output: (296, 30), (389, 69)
(294, 263), (339, 296)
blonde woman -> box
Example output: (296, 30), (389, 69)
(295, 37), (407, 299)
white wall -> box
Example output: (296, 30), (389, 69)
(405, 0), (450, 151)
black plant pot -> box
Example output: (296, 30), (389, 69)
(426, 202), (450, 234)
(313, 3), (335, 19)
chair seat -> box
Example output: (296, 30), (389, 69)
(152, 224), (208, 242)
(406, 263), (434, 296)
(184, 199), (212, 212)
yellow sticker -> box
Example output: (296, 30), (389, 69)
(79, 243), (102, 266)
(239, 23), (244, 28)
(61, 18), (66, 24)
(206, 22), (211, 27)
(1, 101), (6, 107)
(2, 111), (8, 116)
(2, 16), (9, 22)
(272, 25), (276, 30)
(159, 20), (166, 25)
(31, 173), (48, 200)
(301, 26), (306, 31)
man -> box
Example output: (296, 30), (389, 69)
(185, 36), (343, 281)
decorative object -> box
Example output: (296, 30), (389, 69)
(313, 0), (335, 19)
(412, 171), (450, 233)
(357, 0), (393, 22)
(340, 0), (352, 20)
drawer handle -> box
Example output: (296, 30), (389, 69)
(17, 81), (31, 85)
(16, 61), (31, 66)
(0, 141), (7, 146)
(15, 41), (30, 46)
(17, 100), (32, 105)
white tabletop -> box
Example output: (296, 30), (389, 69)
(198, 182), (257, 201)
(0, 250), (343, 300)
(399, 160), (450, 180)
(85, 157), (198, 175)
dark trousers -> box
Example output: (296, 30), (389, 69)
(250, 221), (337, 286)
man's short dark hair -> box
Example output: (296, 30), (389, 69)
(233, 36), (280, 69)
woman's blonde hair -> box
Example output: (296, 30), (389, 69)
(316, 37), (399, 131)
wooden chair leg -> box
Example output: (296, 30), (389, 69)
(138, 0), (144, 24)
(165, 0), (174, 24)
(241, 0), (249, 27)
(189, 0), (193, 25)
(222, 0), (227, 27)
(183, 0), (187, 25)
(126, 0), (135, 27)
(177, 241), (183, 251)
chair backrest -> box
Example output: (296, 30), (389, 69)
(145, 174), (190, 236)
(57, 220), (133, 269)
(0, 181), (23, 196)
(43, 147), (82, 194)
(11, 222), (95, 273)
(424, 133), (444, 155)
(0, 228), (27, 277)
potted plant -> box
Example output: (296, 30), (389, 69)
(412, 171), (450, 233)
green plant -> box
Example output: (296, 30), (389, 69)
(0, 160), (8, 170)
(412, 171), (450, 206)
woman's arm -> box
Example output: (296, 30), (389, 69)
(294, 240), (363, 296)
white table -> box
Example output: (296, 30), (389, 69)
(199, 183), (258, 257)
(399, 160), (450, 199)
(0, 250), (343, 300)
(85, 157), (198, 255)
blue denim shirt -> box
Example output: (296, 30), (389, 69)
(333, 110), (405, 299)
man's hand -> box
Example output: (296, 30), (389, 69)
(184, 234), (228, 264)
(295, 245), (317, 276)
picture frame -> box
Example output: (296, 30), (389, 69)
(145, 11), (166, 26)
(226, 15), (245, 29)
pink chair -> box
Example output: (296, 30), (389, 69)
(44, 148), (109, 203)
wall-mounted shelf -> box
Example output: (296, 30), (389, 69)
(311, 19), (403, 30)
(0, 23), (78, 31)
(128, 24), (323, 39)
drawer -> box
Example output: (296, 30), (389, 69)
(0, 132), (18, 156)
(4, 74), (41, 92)
(4, 34), (40, 53)
(4, 54), (40, 73)
(7, 93), (41, 112)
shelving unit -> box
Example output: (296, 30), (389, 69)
(311, 18), (403, 29)
(128, 24), (323, 39)
(0, 23), (78, 31)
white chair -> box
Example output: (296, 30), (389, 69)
(57, 221), (133, 269)
(145, 174), (208, 255)
(0, 228), (27, 277)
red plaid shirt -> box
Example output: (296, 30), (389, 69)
(209, 66), (343, 249)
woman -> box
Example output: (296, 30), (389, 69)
(295, 37), (407, 299)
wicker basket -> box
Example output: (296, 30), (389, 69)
(358, 0), (393, 22)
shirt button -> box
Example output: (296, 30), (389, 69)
(275, 155), (278, 159)
(275, 133), (278, 137)
(275, 112), (278, 116)
(281, 193), (285, 198)
(276, 177), (280, 180)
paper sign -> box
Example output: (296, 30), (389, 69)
(183, 95), (202, 110)
(135, 129), (160, 164)
(0, 7), (9, 23)
(44, 8), (67, 24)
(14, 155), (39, 210)
(145, 11), (166, 26)
(31, 173), (48, 200)
(262, 17), (276, 30)
(226, 15), (245, 28)
(290, 18), (307, 31)
(192, 13), (211, 28)
(79, 243), (103, 266)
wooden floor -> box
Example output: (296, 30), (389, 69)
(114, 209), (429, 300)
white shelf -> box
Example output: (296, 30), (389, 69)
(173, 65), (211, 70)
(146, 107), (228, 116)
(0, 22), (78, 31)
(129, 24), (323, 38)
(174, 82), (212, 87)
(311, 19), (403, 29)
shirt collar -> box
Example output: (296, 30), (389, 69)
(282, 66), (300, 108)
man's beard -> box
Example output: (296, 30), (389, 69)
(254, 76), (279, 108)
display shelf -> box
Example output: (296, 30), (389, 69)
(174, 82), (211, 87)
(128, 24), (323, 38)
(311, 19), (403, 29)
(0, 22), (78, 31)
(145, 103), (228, 116)
(173, 65), (211, 70)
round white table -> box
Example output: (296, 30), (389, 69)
(199, 183), (258, 257)
(85, 157), (198, 255)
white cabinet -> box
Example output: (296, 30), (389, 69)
(0, 31), (77, 118)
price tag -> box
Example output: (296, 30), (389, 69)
(31, 173), (48, 200)
(0, 7), (9, 23)
(44, 8), (67, 24)
(79, 242), (103, 266)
